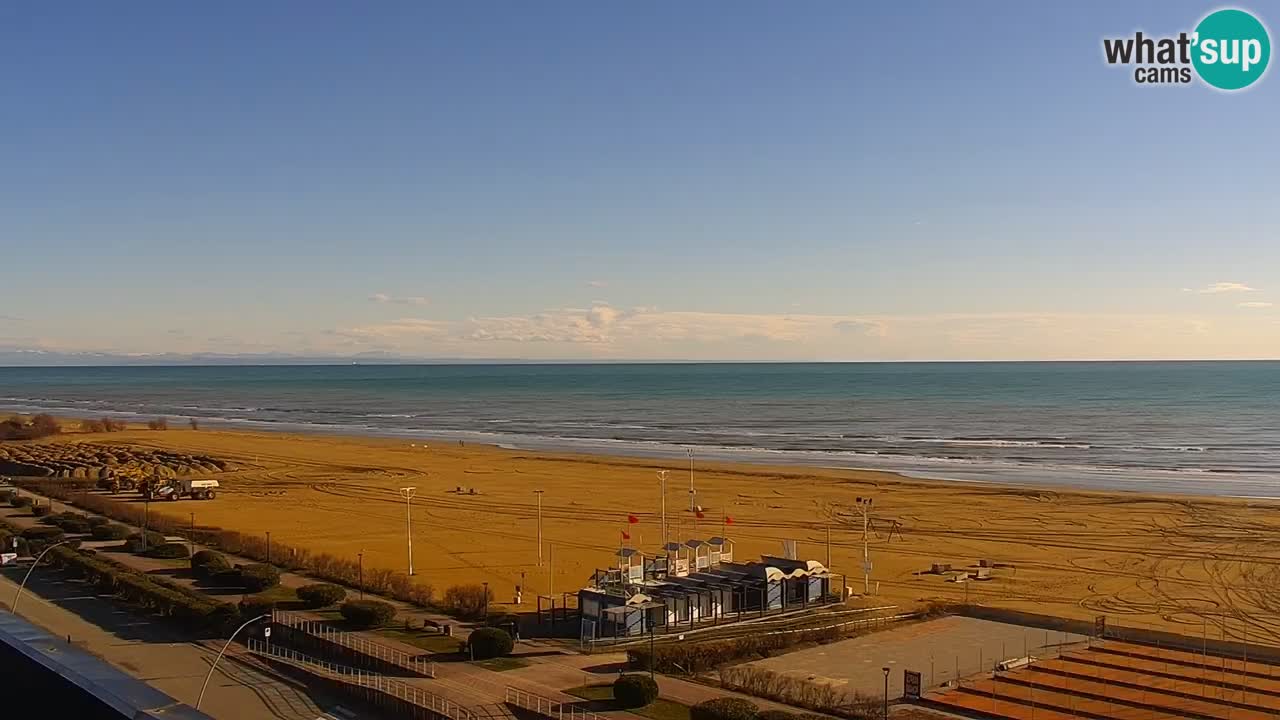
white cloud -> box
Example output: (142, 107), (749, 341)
(1183, 282), (1258, 294)
(369, 293), (429, 306)
(1239, 301), (1274, 308)
(587, 280), (608, 288)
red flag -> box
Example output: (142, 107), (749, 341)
(621, 529), (631, 540)
(695, 510), (705, 519)
(725, 515), (734, 525)
(627, 514), (640, 524)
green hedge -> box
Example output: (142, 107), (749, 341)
(691, 698), (759, 720)
(469, 627), (514, 660)
(10, 495), (32, 507)
(239, 594), (278, 620)
(44, 546), (237, 636)
(147, 542), (191, 559)
(296, 583), (346, 608)
(238, 563), (280, 591)
(614, 674), (660, 708)
(340, 599), (397, 629)
(193, 552), (232, 579)
(123, 531), (167, 553)
(91, 523), (132, 541)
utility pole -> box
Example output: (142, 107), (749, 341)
(826, 523), (832, 569)
(189, 513), (196, 567)
(400, 487), (417, 576)
(266, 531), (271, 564)
(548, 543), (554, 598)
(534, 489), (545, 566)
(687, 448), (695, 512)
(358, 550), (364, 600)
(856, 497), (873, 594)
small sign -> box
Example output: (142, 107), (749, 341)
(904, 670), (922, 699)
(263, 627), (272, 639)
(863, 560), (873, 574)
(0, 553), (16, 566)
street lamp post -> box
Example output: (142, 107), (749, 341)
(882, 667), (891, 719)
(400, 487), (417, 576)
(534, 489), (544, 566)
(11, 540), (73, 615)
(482, 581), (489, 620)
(196, 614), (270, 710)
(357, 551), (364, 600)
(687, 448), (695, 512)
(265, 531), (271, 564)
(189, 513), (196, 568)
(856, 497), (874, 595)
(657, 471), (668, 551)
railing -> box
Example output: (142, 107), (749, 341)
(247, 639), (469, 720)
(272, 610), (436, 677)
(504, 686), (606, 720)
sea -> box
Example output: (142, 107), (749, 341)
(2, 362), (1278, 497)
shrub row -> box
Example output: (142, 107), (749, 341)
(9, 483), (505, 620)
(628, 621), (863, 675)
(716, 666), (880, 719)
(43, 545), (240, 636)
(42, 511), (93, 534)
(0, 414), (61, 440)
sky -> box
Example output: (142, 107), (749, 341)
(1, 1), (1278, 362)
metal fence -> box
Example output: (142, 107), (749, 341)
(503, 686), (606, 720)
(272, 610), (436, 677)
(247, 638), (469, 720)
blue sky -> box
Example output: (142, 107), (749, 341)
(2, 1), (1277, 361)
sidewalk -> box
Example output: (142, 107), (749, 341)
(0, 563), (333, 720)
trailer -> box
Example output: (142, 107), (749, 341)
(147, 478), (219, 501)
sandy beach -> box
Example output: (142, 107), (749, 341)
(9, 423), (1279, 645)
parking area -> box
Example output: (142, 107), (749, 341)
(745, 615), (1089, 697)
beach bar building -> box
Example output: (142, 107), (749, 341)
(578, 539), (842, 640)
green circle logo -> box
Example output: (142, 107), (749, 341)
(1192, 9), (1271, 90)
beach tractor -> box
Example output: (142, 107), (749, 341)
(145, 478), (219, 501)
(98, 465), (150, 494)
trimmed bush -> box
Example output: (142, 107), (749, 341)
(239, 594), (277, 620)
(238, 563), (280, 592)
(691, 698), (759, 720)
(468, 626), (514, 660)
(21, 526), (65, 542)
(757, 712), (799, 720)
(10, 495), (32, 508)
(192, 551), (232, 579)
(87, 515), (111, 528)
(296, 583), (346, 609)
(147, 542), (191, 559)
(614, 674), (660, 708)
(91, 523), (132, 541)
(123, 531), (166, 553)
(339, 599), (396, 629)
(30, 503), (52, 517)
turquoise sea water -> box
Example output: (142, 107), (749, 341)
(1, 362), (1278, 496)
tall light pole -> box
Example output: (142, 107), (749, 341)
(358, 550), (364, 600)
(686, 448), (695, 512)
(197, 614), (269, 710)
(657, 471), (668, 551)
(534, 489), (545, 566)
(11, 540), (72, 615)
(882, 667), (890, 719)
(400, 486), (417, 576)
(855, 497), (873, 595)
